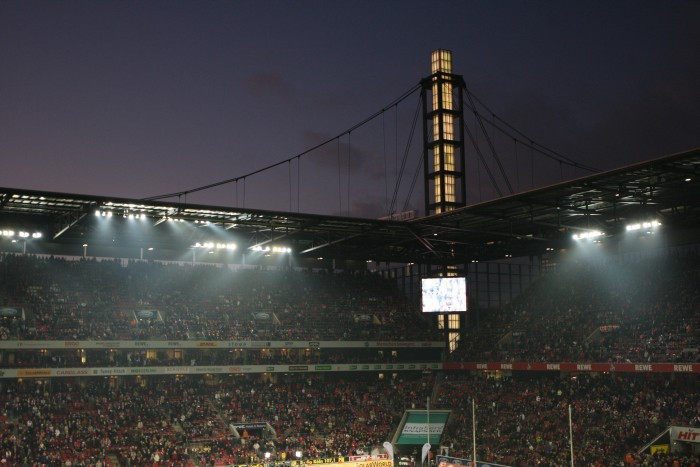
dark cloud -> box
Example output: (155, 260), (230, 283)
(300, 129), (385, 180)
(311, 89), (362, 111)
(244, 71), (296, 99)
(350, 198), (384, 219)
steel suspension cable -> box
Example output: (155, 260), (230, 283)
(144, 83), (422, 202)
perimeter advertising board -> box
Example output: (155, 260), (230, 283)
(436, 455), (511, 467)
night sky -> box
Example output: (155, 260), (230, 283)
(1, 1), (699, 218)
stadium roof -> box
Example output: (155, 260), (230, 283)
(1, 148), (699, 264)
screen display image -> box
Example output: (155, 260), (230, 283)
(421, 277), (467, 313)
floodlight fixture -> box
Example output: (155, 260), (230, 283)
(625, 220), (660, 232)
(193, 241), (237, 250)
(3, 230), (45, 239)
(572, 230), (603, 240)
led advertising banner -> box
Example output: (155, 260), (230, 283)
(437, 455), (512, 467)
(396, 410), (451, 445)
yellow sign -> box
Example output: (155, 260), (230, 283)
(17, 369), (52, 377)
(650, 445), (669, 455)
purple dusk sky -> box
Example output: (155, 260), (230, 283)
(1, 1), (698, 218)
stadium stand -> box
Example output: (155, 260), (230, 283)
(0, 252), (698, 466)
(0, 255), (439, 343)
(436, 373), (699, 466)
(0, 371), (697, 466)
(0, 372), (435, 466)
(453, 252), (700, 365)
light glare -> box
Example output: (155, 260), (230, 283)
(626, 219), (660, 232)
(572, 230), (603, 241)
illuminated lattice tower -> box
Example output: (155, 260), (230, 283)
(422, 49), (467, 215)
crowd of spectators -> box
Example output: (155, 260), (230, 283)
(2, 252), (697, 366)
(1, 251), (699, 466)
(0, 372), (434, 466)
(0, 254), (439, 343)
(0, 371), (697, 466)
(453, 253), (700, 364)
(436, 372), (700, 466)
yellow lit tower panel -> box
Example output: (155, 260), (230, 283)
(422, 49), (467, 215)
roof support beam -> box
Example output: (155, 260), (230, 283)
(248, 229), (295, 250)
(300, 234), (361, 255)
(53, 213), (87, 240)
(405, 226), (441, 258)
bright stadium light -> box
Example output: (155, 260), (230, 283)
(194, 241), (236, 250)
(2, 229), (42, 239)
(572, 230), (603, 241)
(626, 220), (660, 232)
